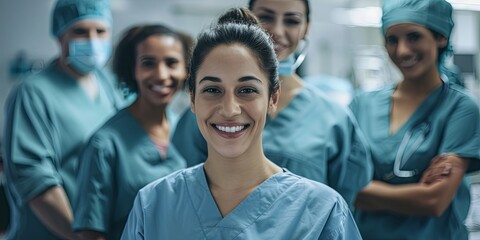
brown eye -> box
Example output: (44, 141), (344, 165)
(257, 15), (274, 23)
(96, 28), (107, 34)
(72, 28), (87, 35)
(202, 87), (221, 94)
(239, 87), (257, 94)
(407, 32), (421, 42)
(284, 18), (301, 26)
(166, 58), (180, 68)
(385, 36), (397, 45)
(140, 59), (155, 68)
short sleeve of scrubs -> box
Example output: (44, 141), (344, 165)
(3, 83), (61, 204)
(438, 89), (480, 170)
(326, 108), (373, 207)
(319, 200), (362, 240)
(74, 133), (115, 233)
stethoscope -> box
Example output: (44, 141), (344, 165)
(292, 38), (309, 70)
(383, 82), (446, 180)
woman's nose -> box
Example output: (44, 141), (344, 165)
(396, 39), (412, 57)
(155, 63), (170, 81)
(219, 93), (241, 118)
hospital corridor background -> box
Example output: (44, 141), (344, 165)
(0, 0), (479, 239)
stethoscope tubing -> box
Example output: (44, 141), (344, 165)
(383, 82), (446, 180)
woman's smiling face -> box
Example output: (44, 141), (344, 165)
(192, 43), (278, 159)
(385, 23), (446, 81)
(135, 35), (187, 107)
(250, 0), (308, 61)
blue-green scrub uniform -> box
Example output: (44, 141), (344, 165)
(349, 83), (480, 240)
(73, 108), (186, 240)
(121, 164), (362, 240)
(172, 85), (373, 208)
(2, 60), (120, 240)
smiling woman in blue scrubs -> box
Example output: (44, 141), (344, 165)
(349, 0), (480, 239)
(172, 0), (373, 210)
(121, 8), (361, 240)
(73, 24), (190, 240)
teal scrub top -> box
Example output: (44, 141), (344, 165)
(2, 61), (120, 240)
(172, 85), (373, 208)
(349, 83), (480, 240)
(121, 164), (362, 240)
(73, 108), (186, 240)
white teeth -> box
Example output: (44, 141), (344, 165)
(151, 85), (168, 91)
(151, 85), (172, 94)
(216, 125), (245, 133)
(400, 59), (417, 67)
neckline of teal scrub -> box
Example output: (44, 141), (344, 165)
(386, 82), (445, 138)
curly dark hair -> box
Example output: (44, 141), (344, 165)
(112, 24), (193, 93)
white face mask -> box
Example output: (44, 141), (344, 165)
(67, 39), (111, 74)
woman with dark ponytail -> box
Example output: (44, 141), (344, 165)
(172, 0), (373, 210)
(121, 8), (361, 240)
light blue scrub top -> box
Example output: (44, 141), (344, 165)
(349, 83), (480, 240)
(121, 164), (361, 240)
(73, 108), (186, 240)
(2, 60), (120, 240)
(172, 85), (373, 208)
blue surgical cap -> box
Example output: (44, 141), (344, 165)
(51, 0), (112, 37)
(381, 0), (454, 39)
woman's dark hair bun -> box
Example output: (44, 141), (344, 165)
(217, 7), (259, 26)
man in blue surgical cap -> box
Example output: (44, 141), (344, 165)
(2, 0), (121, 239)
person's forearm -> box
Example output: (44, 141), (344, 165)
(355, 180), (444, 216)
(356, 170), (464, 216)
(356, 155), (469, 216)
(29, 186), (77, 240)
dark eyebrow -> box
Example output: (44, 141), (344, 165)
(407, 31), (421, 35)
(255, 7), (303, 18)
(199, 76), (221, 84)
(255, 7), (275, 14)
(138, 55), (155, 60)
(239, 76), (262, 84)
(285, 13), (303, 18)
(198, 76), (263, 84)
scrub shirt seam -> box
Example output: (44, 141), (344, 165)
(318, 200), (348, 240)
(20, 179), (62, 205)
(264, 150), (324, 171)
(231, 175), (302, 240)
(183, 167), (209, 239)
